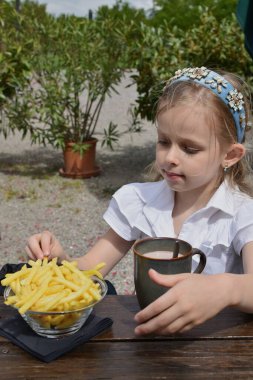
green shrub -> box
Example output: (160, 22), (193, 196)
(0, 1), (31, 109)
(129, 8), (253, 121)
(151, 0), (238, 29)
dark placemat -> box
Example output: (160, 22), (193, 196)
(0, 311), (113, 362)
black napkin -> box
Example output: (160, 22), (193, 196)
(0, 310), (113, 362)
(0, 263), (27, 296)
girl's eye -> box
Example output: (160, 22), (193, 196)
(157, 140), (169, 146)
(183, 146), (199, 155)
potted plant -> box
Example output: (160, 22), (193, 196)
(5, 15), (126, 178)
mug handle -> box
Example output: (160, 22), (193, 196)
(191, 248), (206, 273)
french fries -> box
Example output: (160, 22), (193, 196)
(1, 258), (106, 329)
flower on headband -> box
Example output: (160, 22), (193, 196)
(187, 67), (209, 80)
(205, 76), (227, 94)
(226, 89), (244, 112)
(165, 67), (209, 89)
(240, 113), (246, 129)
(171, 67), (210, 81)
(172, 68), (189, 80)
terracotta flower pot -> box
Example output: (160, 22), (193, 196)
(59, 139), (101, 179)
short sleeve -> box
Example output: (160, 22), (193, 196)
(103, 184), (144, 241)
(103, 198), (141, 241)
(103, 181), (171, 240)
(232, 202), (253, 254)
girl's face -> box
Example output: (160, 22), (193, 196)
(156, 104), (228, 195)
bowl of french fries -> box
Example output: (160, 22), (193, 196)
(2, 258), (108, 338)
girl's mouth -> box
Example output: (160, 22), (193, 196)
(163, 171), (184, 181)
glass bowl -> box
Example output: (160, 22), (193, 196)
(4, 276), (107, 338)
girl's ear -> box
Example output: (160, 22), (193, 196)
(223, 143), (246, 169)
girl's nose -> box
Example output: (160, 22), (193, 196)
(165, 146), (180, 165)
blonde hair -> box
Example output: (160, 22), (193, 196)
(148, 70), (253, 196)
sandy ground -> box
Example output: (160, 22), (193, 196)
(0, 73), (157, 294)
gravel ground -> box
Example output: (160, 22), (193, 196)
(0, 73), (157, 294)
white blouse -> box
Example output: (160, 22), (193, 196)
(103, 180), (253, 275)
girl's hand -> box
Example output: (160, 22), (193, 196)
(25, 230), (67, 261)
(134, 269), (233, 336)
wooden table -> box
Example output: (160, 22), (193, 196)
(1, 295), (253, 379)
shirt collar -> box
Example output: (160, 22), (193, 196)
(141, 179), (237, 215)
(139, 180), (243, 237)
(204, 180), (238, 216)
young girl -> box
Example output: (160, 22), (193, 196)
(26, 66), (253, 336)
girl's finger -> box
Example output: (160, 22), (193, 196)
(157, 316), (193, 335)
(178, 322), (196, 334)
(27, 233), (46, 259)
(25, 245), (41, 260)
(135, 303), (181, 336)
(40, 231), (53, 256)
(148, 269), (191, 287)
(134, 289), (174, 324)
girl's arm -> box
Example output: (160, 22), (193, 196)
(70, 228), (134, 276)
(229, 241), (253, 313)
(26, 228), (134, 276)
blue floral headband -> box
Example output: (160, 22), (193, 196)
(166, 67), (246, 143)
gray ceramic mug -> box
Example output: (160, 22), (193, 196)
(133, 237), (206, 309)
